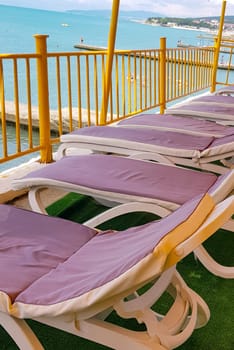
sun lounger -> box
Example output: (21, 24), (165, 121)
(187, 94), (234, 107)
(0, 192), (233, 349)
(56, 126), (234, 174)
(12, 154), (234, 279)
(214, 85), (234, 95)
(117, 113), (234, 137)
(165, 102), (234, 125)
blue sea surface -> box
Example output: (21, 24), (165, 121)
(0, 4), (209, 53)
(1, 6), (211, 109)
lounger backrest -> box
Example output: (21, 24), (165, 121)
(0, 205), (96, 301)
(10, 193), (216, 319)
(208, 169), (234, 203)
(167, 103), (234, 121)
(201, 133), (234, 157)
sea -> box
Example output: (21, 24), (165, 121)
(0, 5), (214, 53)
(0, 4), (231, 171)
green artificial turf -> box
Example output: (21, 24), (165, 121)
(1, 193), (233, 349)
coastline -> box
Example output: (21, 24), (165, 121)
(131, 18), (234, 36)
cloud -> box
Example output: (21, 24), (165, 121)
(0, 0), (234, 17)
(119, 0), (234, 17)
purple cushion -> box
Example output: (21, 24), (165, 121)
(190, 94), (234, 105)
(0, 205), (96, 301)
(210, 133), (234, 147)
(16, 194), (205, 306)
(67, 126), (215, 151)
(171, 103), (234, 116)
(118, 114), (234, 137)
(23, 154), (218, 205)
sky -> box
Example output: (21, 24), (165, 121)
(0, 0), (234, 17)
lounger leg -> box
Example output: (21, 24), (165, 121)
(113, 268), (210, 349)
(35, 314), (167, 350)
(221, 218), (234, 232)
(221, 156), (234, 168)
(197, 162), (230, 175)
(0, 311), (44, 350)
(129, 152), (175, 166)
(28, 187), (48, 214)
(84, 201), (171, 228)
(194, 245), (234, 278)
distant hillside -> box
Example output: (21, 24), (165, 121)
(146, 15), (234, 22)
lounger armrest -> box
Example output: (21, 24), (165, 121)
(165, 195), (234, 269)
(84, 201), (172, 228)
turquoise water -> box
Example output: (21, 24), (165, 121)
(0, 5), (209, 53)
(0, 6), (213, 108)
(0, 5), (232, 171)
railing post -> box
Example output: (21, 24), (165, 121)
(34, 34), (52, 163)
(100, 0), (120, 125)
(0, 59), (7, 158)
(159, 37), (166, 114)
(210, 0), (226, 93)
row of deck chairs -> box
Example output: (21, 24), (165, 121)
(1, 88), (234, 349)
(55, 91), (234, 174)
(166, 93), (234, 125)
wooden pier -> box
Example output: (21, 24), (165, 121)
(74, 44), (107, 51)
